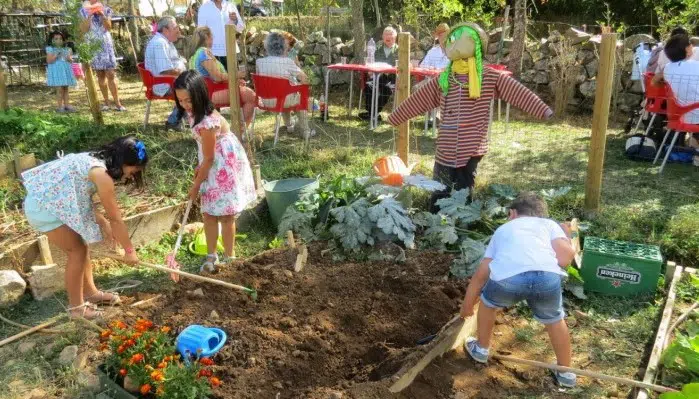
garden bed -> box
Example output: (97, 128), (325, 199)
(121, 244), (653, 399)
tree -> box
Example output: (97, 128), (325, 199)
(350, 0), (366, 62)
(507, 0), (526, 78)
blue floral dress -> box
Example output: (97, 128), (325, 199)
(21, 153), (106, 244)
(79, 5), (117, 70)
(46, 46), (77, 87)
(191, 113), (256, 216)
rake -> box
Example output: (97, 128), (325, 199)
(166, 200), (193, 282)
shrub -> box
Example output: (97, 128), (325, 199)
(661, 203), (699, 267)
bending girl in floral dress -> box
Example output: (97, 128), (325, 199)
(174, 70), (256, 271)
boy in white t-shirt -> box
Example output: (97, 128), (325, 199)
(459, 192), (577, 387)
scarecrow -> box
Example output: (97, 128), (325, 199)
(388, 23), (553, 212)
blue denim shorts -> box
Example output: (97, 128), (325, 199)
(480, 271), (565, 325)
(24, 194), (64, 233)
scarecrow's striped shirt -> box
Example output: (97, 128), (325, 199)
(388, 67), (552, 168)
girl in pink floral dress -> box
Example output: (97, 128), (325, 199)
(175, 71), (256, 271)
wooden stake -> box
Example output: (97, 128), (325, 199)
(0, 66), (7, 111)
(492, 354), (675, 393)
(396, 32), (411, 165)
(0, 315), (65, 347)
(294, 244), (308, 272)
(253, 164), (262, 191)
(12, 150), (21, 179)
(286, 230), (296, 249)
(637, 265), (683, 399)
(389, 314), (476, 392)
(130, 294), (163, 308)
(225, 25), (243, 140)
(83, 63), (104, 125)
(584, 33), (617, 212)
(37, 235), (53, 265)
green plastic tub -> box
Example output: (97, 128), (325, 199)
(580, 237), (662, 296)
(264, 178), (319, 228)
(96, 364), (138, 399)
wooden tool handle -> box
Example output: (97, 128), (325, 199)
(491, 354), (675, 393)
(0, 315), (64, 347)
(107, 256), (251, 292)
(173, 200), (193, 253)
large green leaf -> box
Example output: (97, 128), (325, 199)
(329, 198), (374, 250)
(450, 238), (487, 279)
(490, 184), (518, 200)
(368, 197), (416, 248)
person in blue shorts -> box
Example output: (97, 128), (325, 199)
(459, 191), (577, 388)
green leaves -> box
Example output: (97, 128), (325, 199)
(329, 198), (374, 250)
(659, 383), (699, 399)
(661, 320), (699, 380)
(450, 238), (487, 279)
(413, 212), (459, 249)
(435, 189), (483, 225)
(490, 184), (518, 201)
(540, 186), (572, 201)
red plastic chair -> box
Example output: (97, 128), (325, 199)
(653, 87), (699, 173)
(630, 72), (668, 136)
(137, 62), (176, 128)
(250, 73), (310, 146)
(204, 77), (229, 106)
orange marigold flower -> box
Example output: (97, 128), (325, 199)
(157, 362), (167, 369)
(119, 369), (127, 377)
(140, 384), (151, 395)
(209, 377), (221, 387)
(132, 332), (143, 339)
(124, 339), (135, 347)
(130, 353), (144, 364)
(100, 330), (112, 339)
(199, 357), (214, 366)
(160, 326), (171, 334)
(150, 370), (165, 382)
(117, 345), (125, 354)
(111, 320), (127, 330)
(99, 343), (108, 351)
(198, 369), (212, 377)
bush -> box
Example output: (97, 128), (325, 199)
(246, 15), (352, 41)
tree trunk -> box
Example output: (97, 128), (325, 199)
(0, 67), (8, 111)
(507, 0), (526, 78)
(350, 0), (365, 62)
(127, 0), (140, 59)
(293, 0), (305, 40)
(83, 63), (104, 125)
(373, 0), (381, 27)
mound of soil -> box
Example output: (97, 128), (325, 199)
(145, 245), (465, 398)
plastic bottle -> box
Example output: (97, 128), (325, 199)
(319, 95), (326, 114)
(367, 38), (376, 65)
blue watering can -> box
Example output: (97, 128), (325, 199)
(176, 325), (227, 359)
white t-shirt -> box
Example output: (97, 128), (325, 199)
(144, 33), (186, 96)
(197, 0), (244, 57)
(656, 46), (699, 73)
(420, 46), (449, 70)
(484, 216), (568, 282)
(663, 60), (699, 124)
(255, 56), (303, 107)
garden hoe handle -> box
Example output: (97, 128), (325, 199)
(168, 200), (193, 283)
(107, 256), (255, 295)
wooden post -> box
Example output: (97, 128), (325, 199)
(83, 63), (104, 125)
(0, 65), (7, 111)
(583, 33), (617, 213)
(396, 32), (411, 165)
(37, 235), (53, 265)
(496, 5), (511, 64)
(225, 25), (243, 139)
(127, 0), (140, 55)
(239, 27), (248, 74)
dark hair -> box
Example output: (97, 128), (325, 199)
(665, 34), (691, 63)
(47, 30), (67, 47)
(91, 135), (149, 186)
(174, 70), (214, 126)
(510, 191), (548, 218)
(670, 27), (688, 37)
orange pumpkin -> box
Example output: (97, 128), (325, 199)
(373, 155), (409, 178)
(382, 173), (404, 186)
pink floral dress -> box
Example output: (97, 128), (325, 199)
(191, 113), (256, 216)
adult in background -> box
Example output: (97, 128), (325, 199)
(652, 34), (699, 124)
(189, 26), (258, 131)
(420, 23), (450, 70)
(145, 16), (187, 131)
(648, 27), (699, 73)
(79, 0), (126, 111)
(359, 26), (399, 121)
(197, 0), (245, 69)
(256, 31), (310, 137)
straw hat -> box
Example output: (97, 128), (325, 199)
(433, 23), (450, 38)
(444, 22), (489, 61)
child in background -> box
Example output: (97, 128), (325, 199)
(459, 192), (577, 388)
(46, 30), (77, 113)
(174, 70), (256, 272)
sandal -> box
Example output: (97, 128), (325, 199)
(67, 302), (104, 321)
(84, 290), (121, 306)
(113, 105), (127, 112)
(200, 254), (218, 273)
(100, 104), (110, 111)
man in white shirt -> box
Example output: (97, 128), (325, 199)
(144, 16), (186, 130)
(654, 34), (699, 124)
(646, 27), (687, 73)
(420, 23), (449, 70)
(197, 0), (244, 69)
(459, 192), (577, 388)
(255, 32), (310, 136)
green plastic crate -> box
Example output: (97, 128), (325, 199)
(580, 237), (662, 296)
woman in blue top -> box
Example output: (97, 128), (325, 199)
(189, 26), (257, 133)
(22, 136), (148, 320)
(46, 31), (77, 113)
